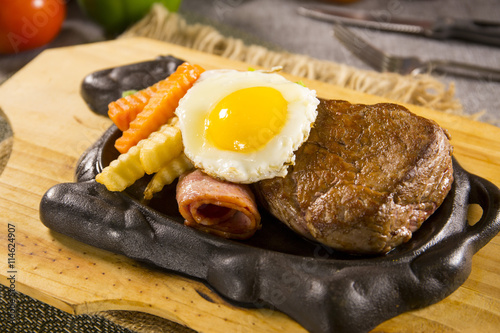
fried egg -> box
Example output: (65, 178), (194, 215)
(175, 69), (319, 183)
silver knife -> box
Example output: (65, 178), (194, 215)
(297, 6), (500, 46)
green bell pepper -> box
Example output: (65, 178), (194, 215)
(78, 0), (182, 35)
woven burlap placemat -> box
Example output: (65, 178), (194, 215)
(0, 284), (137, 333)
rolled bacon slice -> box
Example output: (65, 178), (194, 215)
(176, 169), (261, 239)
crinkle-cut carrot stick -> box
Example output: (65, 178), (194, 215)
(108, 90), (153, 131)
(108, 62), (204, 132)
(114, 63), (204, 154)
(109, 81), (163, 132)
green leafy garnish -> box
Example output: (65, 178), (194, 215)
(121, 90), (138, 98)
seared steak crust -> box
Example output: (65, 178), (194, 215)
(256, 99), (454, 254)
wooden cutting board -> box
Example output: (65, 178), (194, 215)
(0, 37), (499, 333)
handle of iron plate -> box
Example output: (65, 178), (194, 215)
(462, 171), (500, 254)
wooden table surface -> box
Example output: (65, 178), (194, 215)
(0, 37), (499, 332)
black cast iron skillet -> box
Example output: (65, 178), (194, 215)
(39, 56), (500, 333)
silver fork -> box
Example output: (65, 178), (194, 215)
(333, 23), (500, 82)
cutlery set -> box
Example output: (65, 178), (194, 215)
(298, 5), (500, 81)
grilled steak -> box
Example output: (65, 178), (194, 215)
(255, 99), (454, 254)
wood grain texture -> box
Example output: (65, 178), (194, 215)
(0, 37), (499, 332)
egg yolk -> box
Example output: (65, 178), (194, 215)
(205, 86), (287, 152)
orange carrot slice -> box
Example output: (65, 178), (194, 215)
(108, 63), (204, 132)
(109, 79), (165, 132)
(114, 63), (204, 154)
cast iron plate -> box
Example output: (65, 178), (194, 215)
(40, 57), (500, 333)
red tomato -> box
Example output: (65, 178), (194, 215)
(0, 0), (67, 54)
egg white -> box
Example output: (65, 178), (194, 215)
(175, 69), (319, 183)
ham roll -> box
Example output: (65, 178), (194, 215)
(176, 169), (261, 239)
